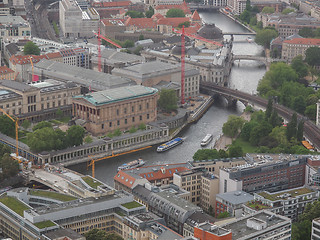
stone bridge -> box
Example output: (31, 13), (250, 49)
(232, 55), (284, 66)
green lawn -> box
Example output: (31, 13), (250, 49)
(258, 188), (314, 201)
(232, 138), (258, 153)
(121, 201), (143, 209)
(0, 196), (30, 216)
(82, 176), (102, 189)
(247, 202), (270, 210)
(34, 220), (56, 229)
(30, 190), (77, 202)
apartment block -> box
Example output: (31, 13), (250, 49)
(282, 38), (320, 62)
(312, 218), (320, 240)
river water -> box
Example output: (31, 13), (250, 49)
(69, 11), (267, 186)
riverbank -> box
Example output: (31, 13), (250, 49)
(219, 8), (256, 33)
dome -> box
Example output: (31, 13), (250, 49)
(197, 23), (223, 41)
(171, 43), (182, 55)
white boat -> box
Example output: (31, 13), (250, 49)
(247, 37), (254, 43)
(117, 158), (145, 172)
(201, 134), (213, 147)
(157, 137), (184, 152)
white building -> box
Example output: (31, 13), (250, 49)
(312, 218), (320, 240)
(227, 0), (247, 14)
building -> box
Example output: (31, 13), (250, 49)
(219, 154), (307, 194)
(252, 187), (319, 221)
(183, 211), (216, 238)
(227, 0), (247, 15)
(251, 0), (284, 12)
(0, 15), (31, 41)
(41, 228), (85, 240)
(194, 210), (291, 240)
(0, 79), (80, 122)
(312, 218), (320, 240)
(91, 48), (144, 73)
(0, 66), (15, 80)
(215, 190), (254, 218)
(112, 61), (200, 99)
(72, 85), (158, 135)
(33, 59), (136, 91)
(205, 0), (227, 7)
(114, 163), (192, 193)
(59, 0), (100, 38)
(282, 38), (320, 62)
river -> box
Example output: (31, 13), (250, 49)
(69, 11), (267, 186)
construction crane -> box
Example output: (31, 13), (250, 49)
(0, 108), (19, 161)
(13, 72), (19, 81)
(181, 25), (185, 105)
(29, 56), (34, 82)
(86, 146), (151, 178)
(93, 29), (122, 72)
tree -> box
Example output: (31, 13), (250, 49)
(261, 6), (275, 13)
(21, 120), (31, 130)
(269, 109), (282, 127)
(245, 0), (251, 11)
(286, 113), (297, 141)
(257, 21), (263, 29)
(66, 125), (85, 147)
(218, 149), (228, 158)
(265, 99), (273, 121)
(249, 16), (257, 26)
(178, 21), (190, 28)
(249, 122), (273, 145)
(158, 89), (178, 112)
(113, 128), (122, 136)
(85, 229), (107, 240)
(241, 121), (259, 141)
(138, 34), (144, 40)
(0, 116), (15, 137)
(129, 126), (137, 133)
(255, 29), (278, 48)
(269, 126), (288, 147)
(297, 120), (304, 141)
(305, 47), (320, 67)
(291, 55), (308, 78)
(166, 8), (185, 18)
(0, 153), (19, 181)
(32, 121), (52, 132)
(133, 46), (143, 56)
(193, 149), (220, 161)
(298, 27), (315, 38)
(125, 10), (144, 18)
(138, 123), (146, 130)
(292, 96), (306, 114)
(84, 135), (93, 144)
(145, 6), (154, 18)
(56, 108), (63, 119)
(122, 40), (134, 48)
(106, 233), (123, 240)
(228, 145), (243, 157)
(217, 211), (229, 219)
(239, 10), (251, 24)
(282, 8), (295, 15)
(305, 104), (317, 120)
(222, 115), (245, 139)
(24, 41), (40, 55)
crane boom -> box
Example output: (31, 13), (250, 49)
(93, 31), (122, 49)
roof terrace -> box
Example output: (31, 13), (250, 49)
(257, 187), (314, 201)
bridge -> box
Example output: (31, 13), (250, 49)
(188, 3), (220, 11)
(233, 55), (284, 65)
(200, 82), (320, 151)
(223, 32), (256, 35)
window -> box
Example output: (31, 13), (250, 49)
(124, 108), (127, 114)
(139, 105), (142, 110)
(147, 114), (149, 119)
(124, 119), (127, 124)
(132, 117), (135, 122)
(117, 120), (120, 126)
(140, 115), (142, 121)
(102, 124), (104, 129)
(109, 122), (112, 127)
(116, 109), (119, 115)
(132, 106), (134, 112)
(146, 103), (149, 109)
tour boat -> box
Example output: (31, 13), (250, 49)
(247, 37), (254, 43)
(157, 137), (184, 152)
(117, 158), (145, 172)
(201, 134), (213, 147)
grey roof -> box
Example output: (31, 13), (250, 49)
(216, 191), (254, 205)
(42, 228), (85, 240)
(33, 59), (136, 91)
(73, 85), (158, 106)
(157, 228), (183, 240)
(153, 80), (180, 91)
(0, 80), (36, 92)
(186, 211), (217, 226)
(5, 43), (20, 56)
(0, 15), (29, 26)
(100, 48), (143, 63)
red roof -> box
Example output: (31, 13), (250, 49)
(92, 1), (132, 8)
(0, 66), (14, 74)
(114, 171), (136, 188)
(283, 38), (320, 45)
(101, 18), (126, 26)
(138, 166), (190, 181)
(191, 10), (201, 21)
(9, 52), (62, 65)
(184, 23), (201, 35)
(125, 17), (157, 29)
(152, 13), (165, 20)
(157, 17), (189, 27)
(155, 1), (191, 15)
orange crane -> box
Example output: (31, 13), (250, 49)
(0, 108), (19, 161)
(29, 56), (34, 82)
(87, 146), (152, 178)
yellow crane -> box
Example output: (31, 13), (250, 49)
(87, 146), (152, 178)
(0, 108), (19, 161)
(29, 56), (34, 82)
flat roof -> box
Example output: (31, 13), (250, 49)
(216, 191), (254, 205)
(257, 187), (314, 201)
(0, 80), (36, 92)
(73, 85), (158, 106)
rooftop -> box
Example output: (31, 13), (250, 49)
(121, 201), (143, 209)
(29, 190), (77, 202)
(73, 85), (158, 106)
(257, 187), (314, 201)
(283, 37), (320, 45)
(81, 176), (103, 189)
(0, 195), (30, 216)
(216, 191), (254, 205)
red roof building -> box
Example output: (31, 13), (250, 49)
(282, 38), (320, 62)
(155, 1), (192, 16)
(125, 17), (157, 31)
(0, 66), (15, 80)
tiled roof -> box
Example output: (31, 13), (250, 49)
(125, 17), (157, 29)
(0, 66), (14, 74)
(191, 10), (201, 21)
(184, 23), (201, 35)
(155, 2), (191, 14)
(138, 166), (190, 181)
(114, 171), (136, 188)
(152, 13), (164, 20)
(9, 51), (62, 65)
(283, 38), (320, 45)
(157, 17), (189, 27)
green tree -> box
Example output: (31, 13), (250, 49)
(85, 229), (107, 240)
(84, 135), (93, 144)
(282, 8), (295, 14)
(239, 10), (251, 24)
(24, 41), (40, 55)
(298, 27), (315, 38)
(56, 108), (63, 119)
(0, 153), (19, 181)
(145, 6), (154, 18)
(241, 121), (259, 141)
(305, 104), (317, 120)
(249, 122), (273, 146)
(32, 121), (52, 132)
(106, 233), (123, 240)
(228, 145), (243, 157)
(245, 0), (251, 11)
(66, 125), (85, 147)
(218, 149), (228, 158)
(133, 46), (143, 56)
(21, 120), (31, 130)
(122, 40), (134, 48)
(139, 34), (144, 40)
(0, 116), (16, 137)
(249, 16), (257, 26)
(113, 128), (122, 136)
(265, 99), (273, 121)
(222, 115), (245, 139)
(286, 112), (297, 141)
(166, 8), (185, 18)
(305, 47), (320, 67)
(178, 21), (190, 28)
(158, 89), (178, 112)
(138, 123), (146, 130)
(193, 149), (220, 161)
(257, 21), (263, 29)
(125, 10), (144, 18)
(255, 29), (278, 48)
(269, 109), (283, 127)
(269, 126), (288, 147)
(297, 120), (304, 141)
(292, 220), (312, 240)
(261, 6), (275, 13)
(217, 211), (230, 219)
(292, 95), (306, 114)
(129, 126), (137, 133)
(291, 55), (308, 78)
